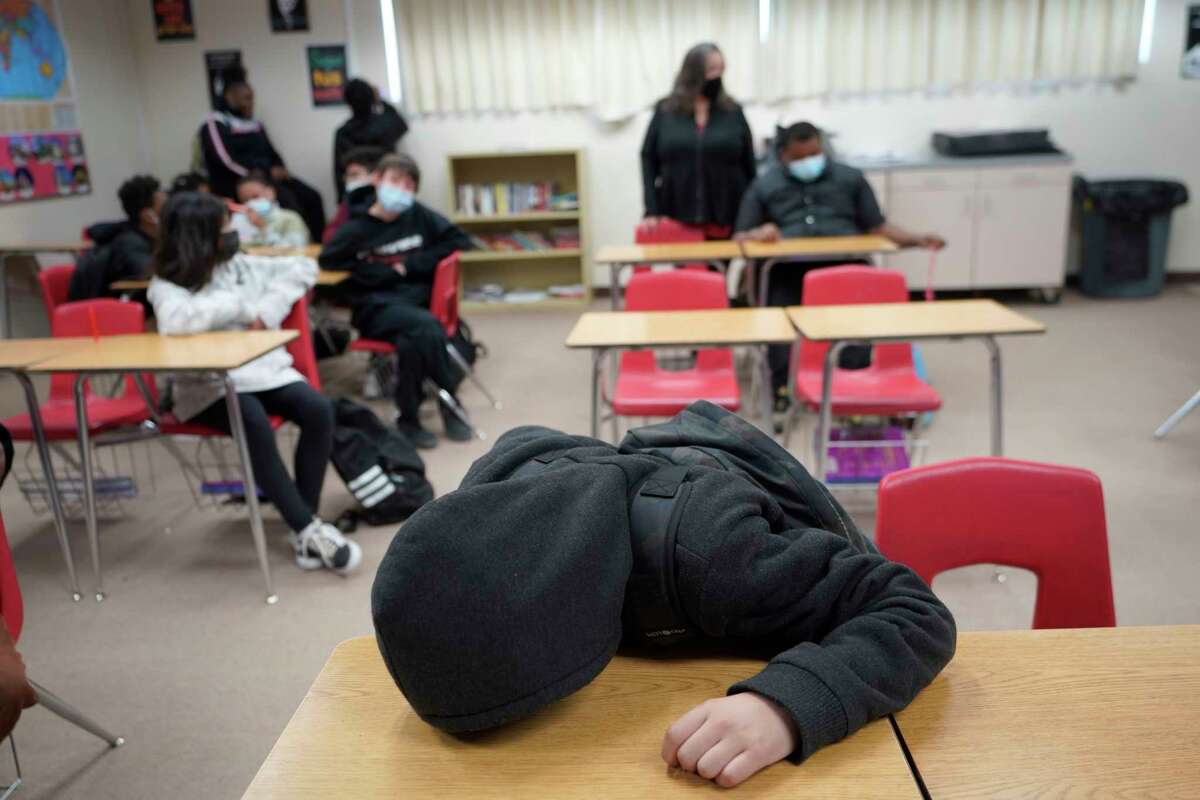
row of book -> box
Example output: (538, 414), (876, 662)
(467, 227), (580, 252)
(456, 182), (579, 216)
(463, 283), (586, 304)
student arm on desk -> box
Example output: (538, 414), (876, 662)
(242, 255), (317, 329)
(693, 495), (956, 762)
(146, 278), (258, 335)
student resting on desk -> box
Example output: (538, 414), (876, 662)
(232, 173), (310, 248)
(68, 175), (166, 301)
(372, 401), (956, 788)
(735, 121), (946, 397)
(148, 191), (360, 575)
(319, 154), (473, 449)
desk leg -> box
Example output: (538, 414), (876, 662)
(610, 264), (620, 310)
(72, 374), (103, 602)
(757, 258), (779, 307)
(1155, 390), (1200, 439)
(755, 344), (774, 435)
(983, 336), (1003, 456)
(815, 341), (847, 481)
(590, 349), (605, 439)
(15, 373), (81, 601)
(223, 375), (277, 605)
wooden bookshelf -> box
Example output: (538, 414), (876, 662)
(448, 150), (589, 310)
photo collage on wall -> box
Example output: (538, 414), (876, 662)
(0, 0), (89, 204)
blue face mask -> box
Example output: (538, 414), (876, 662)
(378, 184), (414, 214)
(247, 198), (275, 217)
(788, 153), (827, 183)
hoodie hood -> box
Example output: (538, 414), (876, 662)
(85, 220), (134, 247)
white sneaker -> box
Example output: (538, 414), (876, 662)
(289, 519), (362, 575)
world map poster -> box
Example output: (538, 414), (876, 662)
(0, 0), (89, 204)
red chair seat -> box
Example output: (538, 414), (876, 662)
(612, 352), (740, 416)
(4, 396), (150, 442)
(349, 339), (395, 355)
(796, 366), (942, 416)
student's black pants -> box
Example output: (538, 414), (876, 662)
(191, 381), (334, 533)
(763, 259), (873, 393)
(358, 302), (464, 423)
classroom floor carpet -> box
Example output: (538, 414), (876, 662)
(2, 285), (1198, 799)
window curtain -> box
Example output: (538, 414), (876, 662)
(392, 0), (1144, 117)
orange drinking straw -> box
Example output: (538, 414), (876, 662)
(88, 305), (100, 341)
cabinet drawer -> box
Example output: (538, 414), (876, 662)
(889, 168), (976, 191)
(977, 165), (1072, 188)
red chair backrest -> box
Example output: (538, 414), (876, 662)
(281, 294), (321, 390)
(633, 219), (706, 273)
(876, 457), (1116, 629)
(0, 511), (22, 643)
(429, 252), (461, 338)
(50, 299), (147, 402)
(800, 266), (914, 372)
(38, 264), (76, 319)
(625, 269), (728, 312)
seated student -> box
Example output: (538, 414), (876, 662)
(333, 79), (407, 201)
(198, 66), (326, 241)
(735, 121), (946, 396)
(148, 191), (359, 575)
(372, 401), (955, 788)
(323, 145), (384, 245)
(170, 172), (210, 194)
(233, 173), (310, 248)
(320, 154), (473, 449)
(68, 175), (166, 301)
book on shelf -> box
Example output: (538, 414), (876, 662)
(467, 227), (579, 253)
(455, 181), (575, 217)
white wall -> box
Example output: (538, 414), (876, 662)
(0, 0), (147, 240)
(347, 0), (1199, 285)
(124, 0), (351, 209)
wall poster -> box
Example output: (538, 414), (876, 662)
(0, 0), (90, 204)
(307, 44), (347, 107)
(153, 0), (195, 41)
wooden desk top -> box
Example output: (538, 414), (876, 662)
(111, 270), (348, 292)
(242, 637), (919, 799)
(0, 337), (92, 369)
(0, 241), (91, 254)
(595, 241), (743, 264)
(895, 626), (1200, 799)
(244, 244), (323, 259)
(741, 234), (898, 259)
(786, 299), (1046, 341)
(566, 308), (797, 348)
(26, 330), (297, 373)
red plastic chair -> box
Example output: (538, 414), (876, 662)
(609, 271), (739, 435)
(3, 300), (151, 442)
(633, 218), (706, 274)
(0, 494), (124, 750)
(37, 264), (76, 320)
(791, 266), (941, 417)
(876, 457), (1116, 629)
(349, 252), (485, 434)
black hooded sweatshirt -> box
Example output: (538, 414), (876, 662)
(318, 200), (471, 327)
(332, 102), (408, 199)
(371, 402), (956, 763)
(67, 221), (153, 302)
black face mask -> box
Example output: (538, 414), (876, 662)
(217, 230), (240, 262)
(701, 77), (722, 101)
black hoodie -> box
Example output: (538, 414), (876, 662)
(332, 103), (408, 199)
(371, 402), (956, 763)
(67, 221), (153, 302)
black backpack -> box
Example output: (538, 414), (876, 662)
(331, 398), (433, 526)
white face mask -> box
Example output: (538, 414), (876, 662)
(247, 197), (276, 218)
(345, 179), (371, 194)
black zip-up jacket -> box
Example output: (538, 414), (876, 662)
(640, 102), (756, 228)
(371, 402), (956, 761)
(67, 221), (153, 302)
(333, 103), (408, 199)
(198, 110), (286, 199)
(318, 200), (471, 323)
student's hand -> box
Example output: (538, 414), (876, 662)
(270, 166), (289, 182)
(642, 215), (666, 228)
(391, 262), (407, 277)
(368, 202), (397, 223)
(751, 223), (781, 243)
(920, 233), (946, 250)
(247, 318), (267, 331)
(662, 693), (797, 788)
(247, 209), (268, 229)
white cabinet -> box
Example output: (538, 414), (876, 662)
(879, 161), (1071, 293)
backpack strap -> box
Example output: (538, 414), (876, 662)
(625, 465), (696, 646)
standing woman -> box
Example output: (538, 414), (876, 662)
(640, 43), (756, 239)
(148, 192), (360, 575)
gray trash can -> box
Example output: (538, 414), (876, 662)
(1072, 178), (1189, 298)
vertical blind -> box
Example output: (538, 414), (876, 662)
(392, 0), (1145, 118)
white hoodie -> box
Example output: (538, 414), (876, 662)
(148, 253), (317, 421)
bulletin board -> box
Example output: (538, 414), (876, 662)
(0, 0), (90, 204)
